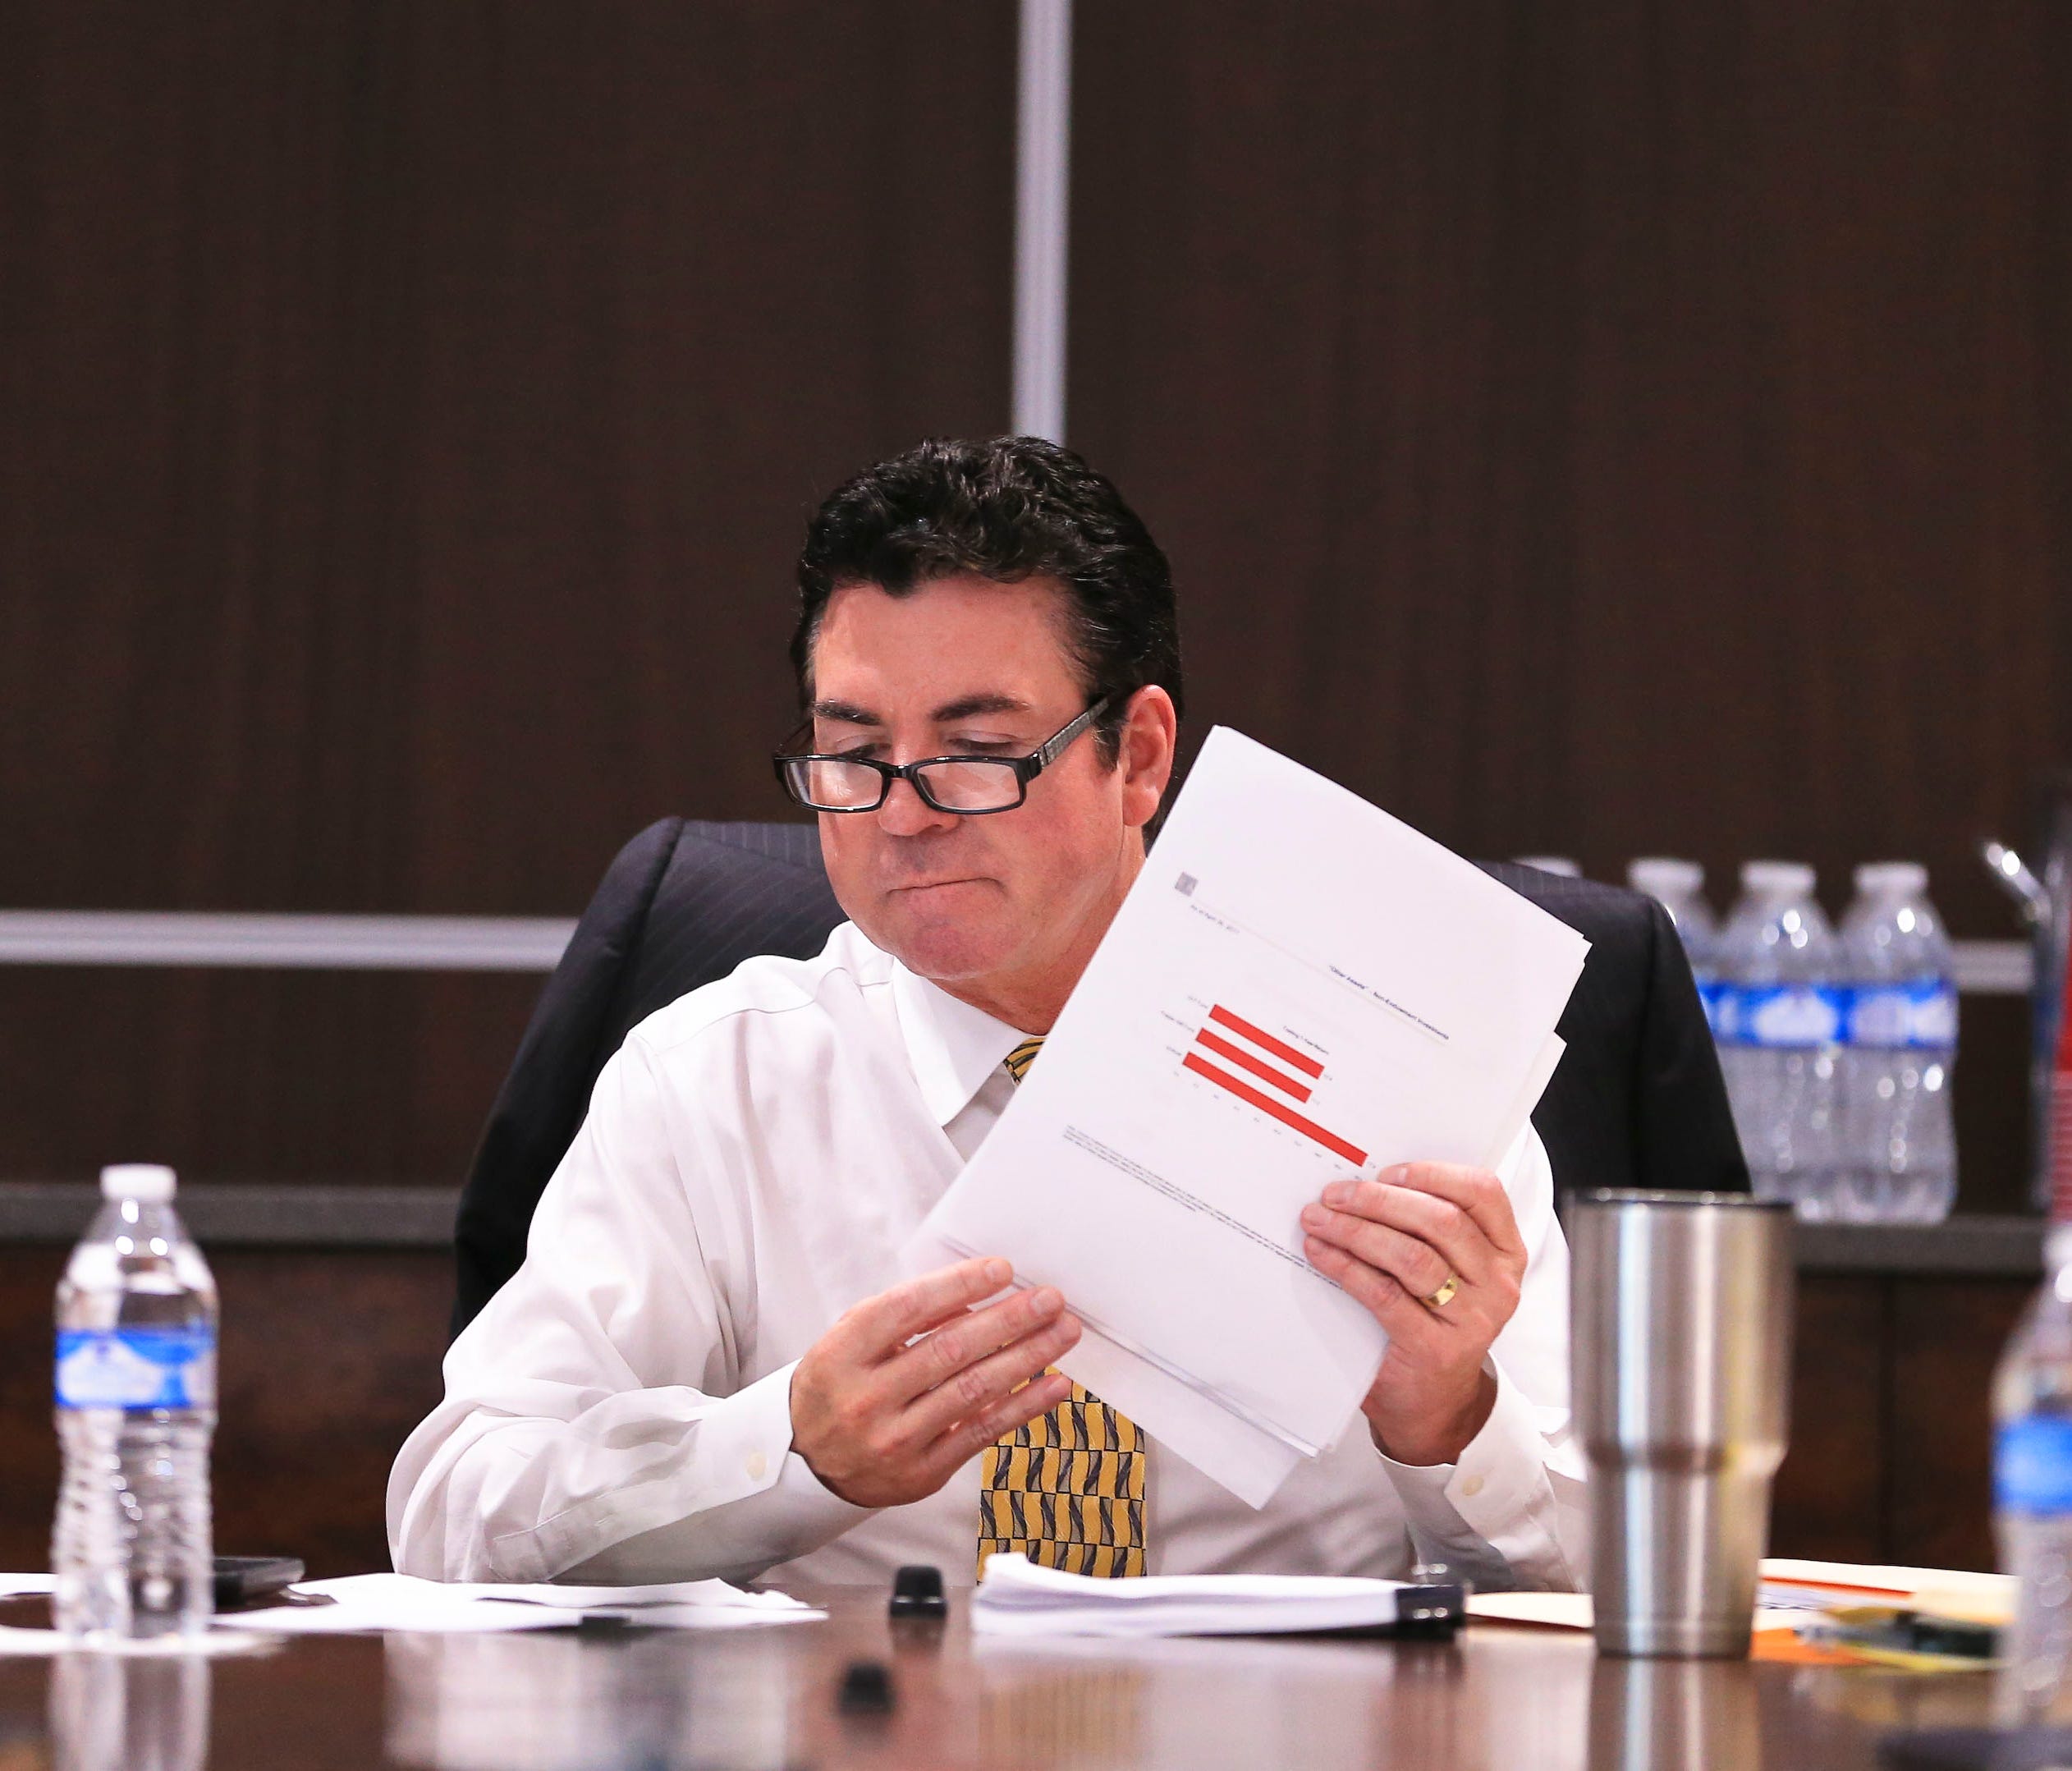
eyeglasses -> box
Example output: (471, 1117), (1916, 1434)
(773, 698), (1111, 815)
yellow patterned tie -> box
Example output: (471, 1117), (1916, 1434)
(978, 1036), (1148, 1578)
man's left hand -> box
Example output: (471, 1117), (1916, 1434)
(1299, 1163), (1527, 1467)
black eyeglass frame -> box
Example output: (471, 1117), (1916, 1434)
(772, 697), (1112, 815)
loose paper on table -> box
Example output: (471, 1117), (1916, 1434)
(0, 1573), (818, 1652)
(972, 1552), (1422, 1638)
(213, 1574), (822, 1636)
(909, 727), (1589, 1507)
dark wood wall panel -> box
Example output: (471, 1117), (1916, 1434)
(1886, 1277), (2030, 1574)
(4, 4), (2065, 1200)
(0, 1), (1012, 922)
(1953, 1000), (2029, 1215)
(0, 970), (543, 1183)
(1763, 1272), (2033, 1573)
(1768, 1277), (1884, 1566)
(0, 2), (1009, 1184)
(0, 1247), (450, 1579)
(1068, 1), (2071, 1206)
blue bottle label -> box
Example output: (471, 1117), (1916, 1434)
(1996, 1416), (2072, 1516)
(1905, 979), (1957, 1048)
(55, 1327), (216, 1411)
(1720, 983), (1847, 1048)
(1847, 979), (1957, 1049)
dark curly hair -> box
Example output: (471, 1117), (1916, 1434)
(791, 436), (1184, 764)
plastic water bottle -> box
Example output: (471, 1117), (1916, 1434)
(1996, 935), (2072, 1711)
(53, 1164), (218, 1641)
(1714, 862), (1847, 1218)
(1628, 858), (1721, 1034)
(1996, 1223), (2072, 1710)
(1837, 862), (1958, 1223)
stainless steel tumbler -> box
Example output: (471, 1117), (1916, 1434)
(1570, 1190), (1795, 1657)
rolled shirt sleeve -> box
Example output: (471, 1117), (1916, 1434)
(387, 1038), (869, 1585)
(1371, 1127), (1590, 1592)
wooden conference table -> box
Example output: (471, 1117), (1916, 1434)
(0, 1586), (2033, 1770)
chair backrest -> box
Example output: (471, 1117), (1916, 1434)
(451, 819), (841, 1336)
(451, 820), (1744, 1337)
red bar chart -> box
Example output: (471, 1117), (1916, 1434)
(1183, 1003), (1367, 1167)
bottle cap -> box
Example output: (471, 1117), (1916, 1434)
(1740, 860), (1815, 896)
(1629, 857), (1703, 896)
(1853, 861), (1928, 897)
(99, 1164), (176, 1203)
(1514, 856), (1582, 879)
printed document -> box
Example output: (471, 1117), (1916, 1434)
(909, 727), (1589, 1506)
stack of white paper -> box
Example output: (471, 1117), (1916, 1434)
(972, 1553), (1414, 1638)
(910, 727), (1590, 1506)
(213, 1573), (823, 1636)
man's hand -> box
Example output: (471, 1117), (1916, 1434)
(790, 1256), (1081, 1509)
(1299, 1163), (1528, 1467)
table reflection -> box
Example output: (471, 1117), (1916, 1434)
(1587, 1656), (1761, 1771)
(384, 1631), (792, 1771)
(48, 1652), (210, 1771)
(967, 1629), (1588, 1770)
(1783, 1656), (2012, 1737)
(376, 1592), (1770, 1771)
(977, 1654), (1144, 1764)
(383, 1625), (1532, 1771)
(973, 1635), (1392, 1769)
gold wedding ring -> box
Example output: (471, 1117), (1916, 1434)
(1423, 1273), (1461, 1310)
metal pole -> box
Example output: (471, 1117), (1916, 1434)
(1013, 0), (1073, 443)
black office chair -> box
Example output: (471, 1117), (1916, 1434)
(450, 819), (1747, 1337)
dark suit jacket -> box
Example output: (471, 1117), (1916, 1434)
(451, 819), (1747, 1337)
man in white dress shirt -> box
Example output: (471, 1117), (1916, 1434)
(389, 437), (1586, 1590)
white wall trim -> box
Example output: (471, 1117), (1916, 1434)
(1951, 938), (2036, 995)
(0, 912), (2033, 994)
(0, 911), (575, 971)
(0, 1181), (2041, 1259)
(1013, 0), (1073, 443)
(0, 1181), (460, 1245)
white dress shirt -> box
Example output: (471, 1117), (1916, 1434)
(388, 922), (1588, 1590)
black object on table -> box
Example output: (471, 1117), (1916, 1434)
(213, 1555), (305, 1610)
(889, 1563), (947, 1620)
(1387, 1582), (1468, 1640)
(1300, 1582), (1467, 1641)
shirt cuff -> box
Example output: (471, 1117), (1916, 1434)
(1372, 1358), (1558, 1579)
(687, 1360), (875, 1569)
(513, 1362), (872, 1584)
(703, 1361), (814, 1499)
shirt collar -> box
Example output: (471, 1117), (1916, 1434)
(889, 958), (1028, 1127)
